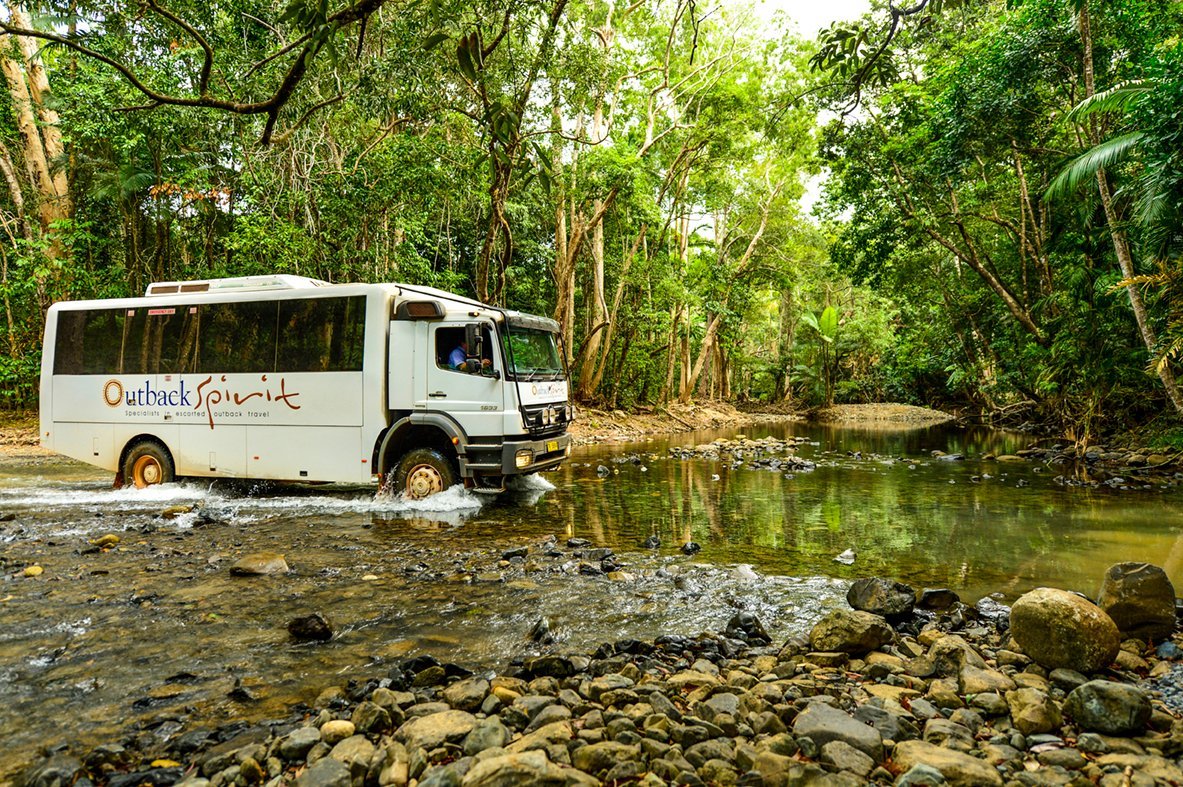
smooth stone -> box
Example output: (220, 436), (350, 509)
(463, 718), (510, 756)
(461, 750), (595, 786)
(329, 735), (375, 770)
(443, 678), (490, 712)
(572, 741), (641, 774)
(396, 710), (477, 750)
(1063, 680), (1152, 735)
(892, 740), (1002, 786)
(279, 727), (322, 760)
(294, 757), (351, 787)
(229, 552), (289, 576)
(895, 762), (948, 785)
(808, 609), (894, 655)
(820, 740), (875, 777)
(1010, 587), (1120, 673)
(320, 720), (356, 745)
(792, 702), (883, 760)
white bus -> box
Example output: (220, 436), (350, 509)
(39, 275), (572, 497)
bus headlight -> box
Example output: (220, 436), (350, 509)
(515, 449), (534, 469)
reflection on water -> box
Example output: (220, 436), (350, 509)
(2, 418), (1183, 775)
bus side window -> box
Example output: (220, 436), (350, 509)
(67, 309), (125, 374)
(277, 296), (365, 372)
(198, 302), (277, 374)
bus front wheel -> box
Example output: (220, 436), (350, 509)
(122, 441), (175, 489)
(391, 448), (457, 499)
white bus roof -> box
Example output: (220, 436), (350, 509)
(145, 274), (330, 296)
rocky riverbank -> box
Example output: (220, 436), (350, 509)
(20, 560), (1183, 787)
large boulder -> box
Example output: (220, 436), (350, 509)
(846, 577), (916, 619)
(1009, 587), (1119, 673)
(809, 609), (893, 655)
(1064, 680), (1152, 735)
(1097, 563), (1177, 643)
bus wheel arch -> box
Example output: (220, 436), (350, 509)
(118, 437), (176, 488)
(377, 419), (462, 497)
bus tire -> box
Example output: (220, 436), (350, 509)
(122, 440), (175, 489)
(392, 448), (457, 499)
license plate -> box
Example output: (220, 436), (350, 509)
(547, 440), (559, 453)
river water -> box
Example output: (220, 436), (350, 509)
(2, 418), (1181, 776)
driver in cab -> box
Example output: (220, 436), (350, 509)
(449, 340), (492, 373)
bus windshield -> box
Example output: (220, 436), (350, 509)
(504, 326), (563, 381)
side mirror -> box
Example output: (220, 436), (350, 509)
(465, 323), (482, 356)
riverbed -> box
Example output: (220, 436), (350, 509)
(2, 419), (1181, 778)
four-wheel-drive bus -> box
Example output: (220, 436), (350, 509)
(39, 275), (573, 498)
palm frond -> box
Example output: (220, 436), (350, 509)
(1065, 81), (1151, 122)
(1045, 132), (1145, 201)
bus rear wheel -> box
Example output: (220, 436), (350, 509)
(392, 448), (457, 500)
(122, 441), (175, 489)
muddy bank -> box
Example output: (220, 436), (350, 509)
(568, 403), (791, 445)
(810, 403), (954, 426)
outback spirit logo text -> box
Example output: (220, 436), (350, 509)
(102, 376), (301, 428)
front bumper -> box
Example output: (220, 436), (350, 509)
(500, 433), (571, 474)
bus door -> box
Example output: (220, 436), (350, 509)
(421, 322), (505, 436)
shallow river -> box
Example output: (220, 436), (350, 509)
(2, 419), (1182, 776)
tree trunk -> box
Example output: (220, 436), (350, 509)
(1078, 1), (1183, 414)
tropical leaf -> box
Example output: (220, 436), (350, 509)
(819, 305), (839, 339)
(1065, 81), (1151, 122)
(1046, 132), (1145, 201)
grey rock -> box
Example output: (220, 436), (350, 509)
(463, 717), (511, 756)
(461, 750), (587, 786)
(418, 766), (462, 787)
(847, 577), (916, 618)
(279, 727), (322, 760)
(1048, 668), (1088, 691)
(895, 763), (948, 786)
(923, 719), (975, 752)
(892, 740), (1002, 786)
(351, 701), (393, 734)
(792, 702), (883, 760)
(1097, 562), (1177, 643)
(725, 612), (771, 644)
(397, 710), (478, 750)
(854, 704), (919, 741)
(572, 741), (641, 774)
(443, 678), (490, 712)
(1064, 680), (1152, 735)
(22, 754), (84, 787)
(918, 589), (960, 612)
(1006, 688), (1063, 736)
(525, 704), (572, 732)
(288, 613), (333, 643)
(821, 740), (875, 777)
(294, 758), (351, 787)
(685, 739), (734, 768)
(808, 609), (894, 655)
